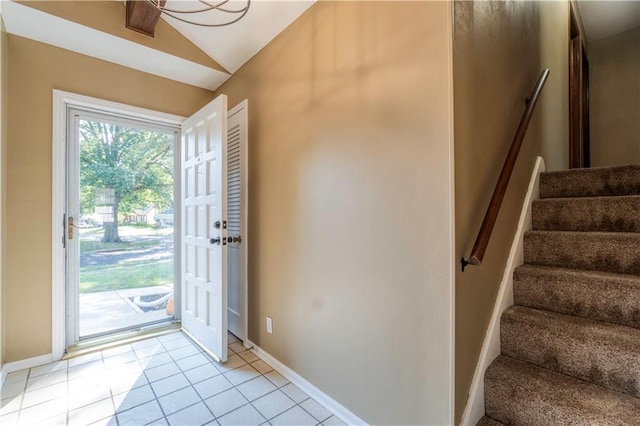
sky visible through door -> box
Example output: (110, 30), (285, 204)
(77, 117), (176, 338)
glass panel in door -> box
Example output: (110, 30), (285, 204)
(70, 114), (177, 340)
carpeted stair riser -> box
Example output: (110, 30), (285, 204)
(500, 306), (640, 397)
(524, 231), (640, 275)
(540, 164), (640, 199)
(513, 265), (640, 329)
(484, 356), (640, 426)
(476, 416), (505, 426)
(532, 195), (640, 232)
(482, 164), (640, 424)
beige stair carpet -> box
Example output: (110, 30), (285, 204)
(479, 164), (640, 426)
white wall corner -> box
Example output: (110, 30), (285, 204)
(245, 340), (368, 426)
(51, 90), (67, 362)
(460, 156), (546, 425)
(445, 1), (456, 423)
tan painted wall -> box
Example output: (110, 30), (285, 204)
(454, 1), (569, 421)
(0, 18), (7, 371)
(20, 0), (227, 73)
(590, 26), (640, 167)
(4, 35), (214, 362)
(215, 1), (454, 424)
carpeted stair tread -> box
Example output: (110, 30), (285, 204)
(540, 164), (640, 199)
(532, 195), (640, 232)
(476, 416), (505, 426)
(524, 230), (640, 275)
(484, 355), (640, 426)
(513, 265), (640, 329)
(480, 163), (640, 424)
(501, 305), (640, 397)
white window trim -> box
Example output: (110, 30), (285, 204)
(52, 90), (185, 360)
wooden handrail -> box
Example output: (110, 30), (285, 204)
(461, 69), (550, 272)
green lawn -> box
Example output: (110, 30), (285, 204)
(80, 260), (173, 293)
(78, 225), (175, 293)
(80, 239), (161, 254)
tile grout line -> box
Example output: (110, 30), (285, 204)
(65, 359), (70, 426)
(141, 344), (175, 426)
(16, 365), (33, 424)
(143, 336), (217, 424)
(222, 344), (315, 425)
(7, 333), (340, 426)
(129, 338), (168, 426)
(102, 347), (121, 426)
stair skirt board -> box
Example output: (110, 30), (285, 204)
(461, 156), (546, 426)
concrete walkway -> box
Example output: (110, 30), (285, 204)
(79, 285), (173, 337)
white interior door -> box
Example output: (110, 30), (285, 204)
(181, 94), (228, 362)
(227, 101), (248, 342)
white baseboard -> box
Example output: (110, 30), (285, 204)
(245, 339), (367, 426)
(4, 353), (53, 373)
(0, 353), (54, 388)
(461, 156), (545, 425)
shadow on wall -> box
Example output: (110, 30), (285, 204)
(589, 26), (640, 167)
(216, 1), (455, 424)
(453, 0), (569, 422)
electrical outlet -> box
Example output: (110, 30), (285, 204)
(266, 316), (273, 334)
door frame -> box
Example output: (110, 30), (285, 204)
(569, 3), (590, 168)
(52, 90), (185, 359)
(227, 100), (249, 347)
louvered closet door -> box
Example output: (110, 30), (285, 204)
(181, 94), (228, 362)
(227, 102), (247, 341)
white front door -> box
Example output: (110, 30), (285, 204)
(181, 94), (228, 362)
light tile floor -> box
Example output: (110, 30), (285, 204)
(0, 332), (346, 426)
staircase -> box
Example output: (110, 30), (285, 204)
(479, 164), (640, 425)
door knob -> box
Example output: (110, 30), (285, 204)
(232, 236), (242, 243)
(209, 237), (220, 245)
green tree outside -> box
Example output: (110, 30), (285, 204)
(79, 119), (175, 243)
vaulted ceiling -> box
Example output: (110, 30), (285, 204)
(4, 0), (636, 92)
(0, 0), (316, 91)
